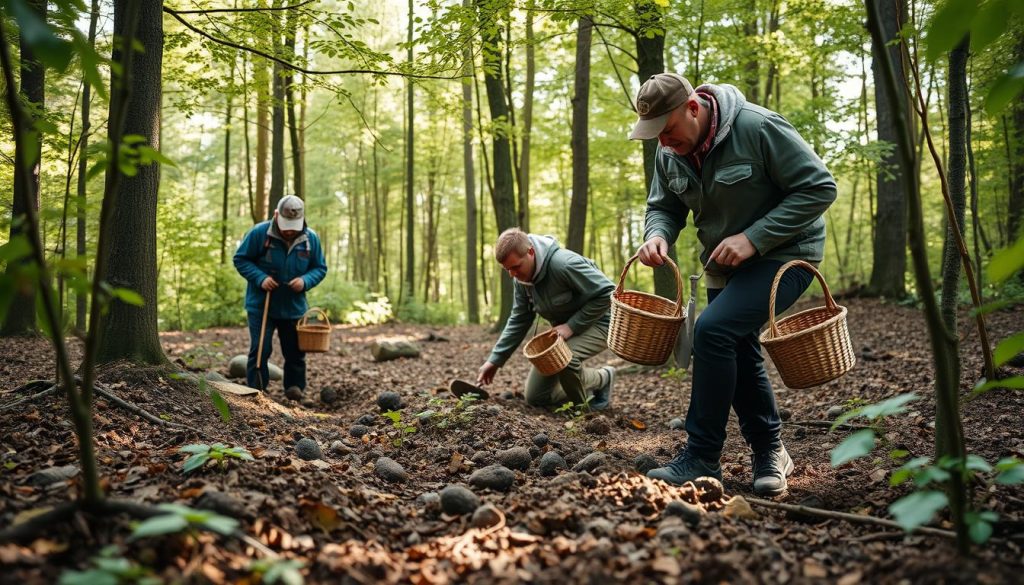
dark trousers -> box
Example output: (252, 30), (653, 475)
(685, 259), (813, 460)
(246, 312), (306, 390)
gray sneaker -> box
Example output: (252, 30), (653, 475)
(751, 445), (794, 496)
(591, 366), (615, 410)
(646, 449), (722, 485)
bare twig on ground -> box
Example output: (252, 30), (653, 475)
(788, 420), (871, 431)
(93, 383), (198, 432)
(0, 384), (58, 411)
(745, 496), (956, 538)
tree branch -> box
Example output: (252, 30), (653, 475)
(167, 0), (316, 14)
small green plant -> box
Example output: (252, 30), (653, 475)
(555, 398), (591, 435)
(59, 546), (160, 585)
(129, 503), (238, 541)
(249, 558), (306, 585)
(178, 443), (254, 474)
(180, 341), (226, 370)
(660, 367), (688, 382)
(381, 410), (417, 447)
(419, 394), (480, 430)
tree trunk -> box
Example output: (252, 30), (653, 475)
(242, 54), (256, 223)
(567, 15), (592, 254)
(76, 0), (100, 332)
(866, 0), (909, 298)
(220, 89), (232, 264)
(462, 0), (480, 324)
(743, 0), (759, 105)
(268, 2), (285, 213)
(284, 5), (303, 199)
(518, 0), (535, 233)
(1, 0), (45, 337)
(97, 0), (167, 365)
(1008, 34), (1024, 242)
(255, 52), (270, 221)
(403, 0), (416, 305)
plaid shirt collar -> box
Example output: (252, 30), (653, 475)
(686, 91), (718, 171)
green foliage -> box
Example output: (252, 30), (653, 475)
(59, 546), (160, 585)
(419, 394), (480, 430)
(381, 410), (417, 447)
(249, 558), (306, 585)
(660, 367), (688, 382)
(831, 429), (876, 467)
(395, 298), (463, 325)
(178, 442), (254, 474)
(555, 398), (592, 435)
(180, 341), (227, 370)
(129, 503), (238, 541)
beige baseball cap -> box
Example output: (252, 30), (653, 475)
(629, 73), (695, 140)
(276, 195), (305, 231)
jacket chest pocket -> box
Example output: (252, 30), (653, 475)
(548, 291), (573, 309)
(712, 164), (754, 206)
(668, 174), (702, 212)
(259, 247), (280, 274)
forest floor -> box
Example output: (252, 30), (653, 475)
(1, 297), (1023, 584)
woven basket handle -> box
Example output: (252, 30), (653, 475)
(616, 253), (684, 317)
(299, 306), (331, 328)
(766, 260), (836, 338)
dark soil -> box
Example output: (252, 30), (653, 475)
(1, 297), (1022, 584)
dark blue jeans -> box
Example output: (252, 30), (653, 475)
(246, 312), (306, 391)
(685, 259), (813, 460)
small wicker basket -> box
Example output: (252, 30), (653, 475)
(296, 307), (331, 353)
(523, 329), (572, 376)
(608, 254), (685, 365)
(759, 260), (856, 389)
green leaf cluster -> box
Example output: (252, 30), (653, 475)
(129, 503), (239, 541)
(59, 546), (159, 585)
(178, 442), (254, 474)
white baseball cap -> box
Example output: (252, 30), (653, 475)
(276, 195), (305, 231)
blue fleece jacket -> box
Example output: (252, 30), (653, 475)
(233, 220), (327, 319)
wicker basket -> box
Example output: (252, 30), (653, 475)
(296, 307), (331, 353)
(608, 254), (685, 365)
(759, 260), (856, 389)
(523, 329), (572, 376)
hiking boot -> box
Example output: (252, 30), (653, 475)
(751, 445), (794, 496)
(591, 366), (615, 410)
(646, 449), (722, 486)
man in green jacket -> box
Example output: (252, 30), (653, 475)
(630, 74), (837, 496)
(477, 228), (616, 410)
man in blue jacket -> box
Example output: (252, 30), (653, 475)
(234, 195), (328, 392)
(631, 74), (837, 496)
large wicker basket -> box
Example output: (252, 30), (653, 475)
(523, 329), (572, 376)
(608, 254), (685, 365)
(297, 307), (331, 353)
(759, 260), (855, 389)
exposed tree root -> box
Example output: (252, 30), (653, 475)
(745, 496), (956, 538)
(0, 384), (58, 410)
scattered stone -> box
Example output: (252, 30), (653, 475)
(439, 485), (480, 515)
(539, 452), (567, 477)
(406, 532), (421, 545)
(532, 433), (549, 448)
(826, 405), (844, 419)
(528, 446), (541, 459)
(723, 495), (758, 520)
(470, 451), (491, 466)
(375, 457), (408, 483)
(786, 495), (828, 524)
(196, 490), (247, 519)
(778, 408), (793, 421)
(500, 391), (515, 400)
(469, 464), (516, 491)
(370, 340), (421, 362)
(668, 418), (685, 430)
(268, 364), (283, 381)
(417, 491), (441, 514)
(377, 391), (403, 412)
(28, 465), (78, 486)
(657, 517), (691, 540)
(320, 387), (339, 404)
(584, 518), (615, 536)
(284, 386), (304, 401)
(350, 425), (370, 438)
(203, 371), (229, 383)
(227, 355), (248, 378)
(356, 414), (377, 426)
(329, 440), (351, 455)
(416, 410), (435, 423)
(572, 452), (607, 473)
(692, 477), (725, 504)
(471, 503), (503, 529)
(484, 405), (502, 416)
(495, 447), (532, 471)
(664, 499), (704, 526)
(295, 438), (323, 461)
(634, 454), (659, 475)
(422, 331), (449, 342)
(584, 416), (612, 436)
(301, 398), (318, 408)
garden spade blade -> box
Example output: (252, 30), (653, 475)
(449, 379), (490, 400)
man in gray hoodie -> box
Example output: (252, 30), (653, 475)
(477, 228), (616, 410)
(630, 74), (837, 496)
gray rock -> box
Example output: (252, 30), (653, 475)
(28, 465), (78, 486)
(528, 446), (541, 459)
(664, 500), (704, 527)
(500, 391), (515, 400)
(439, 485), (480, 515)
(495, 447), (532, 471)
(228, 354), (282, 380)
(350, 425), (370, 438)
(375, 457), (408, 483)
(634, 454), (659, 475)
(826, 405), (844, 419)
(377, 391), (403, 412)
(668, 418), (685, 430)
(584, 518), (615, 536)
(470, 451), (491, 466)
(406, 532), (421, 545)
(285, 386), (304, 401)
(572, 452), (607, 473)
(329, 440), (351, 455)
(356, 414), (377, 426)
(204, 371), (229, 383)
(370, 340), (421, 362)
(268, 364), (283, 381)
(320, 387), (339, 404)
(196, 490), (247, 519)
(657, 518), (691, 540)
(417, 491), (441, 514)
(584, 416), (612, 435)
(471, 503), (503, 529)
(295, 438), (323, 461)
(532, 433), (549, 448)
(469, 464), (516, 492)
(779, 408), (792, 421)
(300, 398), (317, 408)
(538, 451), (567, 477)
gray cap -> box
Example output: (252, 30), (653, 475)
(276, 195), (305, 231)
(629, 73), (694, 140)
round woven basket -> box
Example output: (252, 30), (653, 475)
(296, 307), (331, 353)
(523, 329), (572, 376)
(759, 260), (855, 389)
(608, 254), (685, 366)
